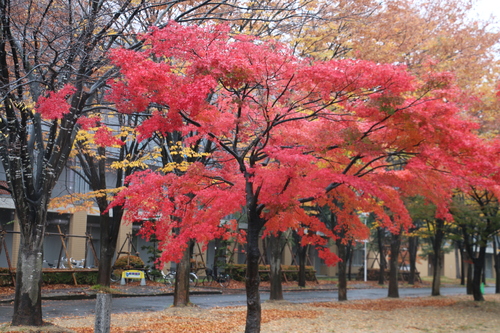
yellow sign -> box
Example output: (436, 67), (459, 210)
(122, 270), (145, 279)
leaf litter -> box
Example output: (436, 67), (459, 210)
(46, 294), (500, 333)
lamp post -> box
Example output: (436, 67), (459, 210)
(361, 213), (369, 282)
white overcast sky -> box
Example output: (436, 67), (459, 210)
(473, 0), (500, 22)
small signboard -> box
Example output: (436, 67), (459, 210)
(121, 270), (146, 286)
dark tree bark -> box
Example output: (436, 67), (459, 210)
(408, 235), (419, 285)
(268, 233), (285, 301)
(457, 188), (500, 300)
(461, 224), (487, 301)
(454, 242), (461, 280)
(471, 246), (486, 301)
(297, 243), (308, 288)
(174, 241), (193, 306)
(494, 236), (500, 294)
(431, 219), (445, 296)
(96, 210), (122, 287)
(245, 201), (265, 333)
(12, 232), (44, 326)
(466, 259), (473, 295)
(292, 229), (308, 288)
(388, 231), (401, 298)
(336, 239), (348, 301)
(458, 241), (466, 286)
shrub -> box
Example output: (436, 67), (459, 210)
(113, 255), (145, 270)
(0, 268), (14, 286)
(42, 270), (98, 285)
(1, 268), (98, 286)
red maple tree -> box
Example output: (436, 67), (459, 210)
(108, 23), (489, 332)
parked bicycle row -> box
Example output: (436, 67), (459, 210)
(111, 266), (231, 288)
(43, 257), (89, 269)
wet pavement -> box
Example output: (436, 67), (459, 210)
(0, 280), (345, 303)
(0, 280), (473, 304)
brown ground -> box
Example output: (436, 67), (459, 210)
(1, 281), (499, 332)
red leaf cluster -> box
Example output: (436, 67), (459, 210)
(36, 84), (76, 120)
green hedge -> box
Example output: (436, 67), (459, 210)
(0, 268), (98, 286)
(0, 267), (13, 286)
(114, 255), (145, 269)
(43, 270), (98, 285)
(227, 264), (316, 282)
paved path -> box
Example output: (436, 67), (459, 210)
(0, 286), (495, 323)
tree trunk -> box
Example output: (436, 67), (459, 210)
(268, 234), (284, 301)
(461, 224), (486, 300)
(458, 242), (465, 286)
(388, 231), (401, 298)
(94, 212), (120, 333)
(495, 253), (500, 294)
(245, 216), (263, 333)
(336, 239), (348, 301)
(297, 244), (308, 288)
(471, 246), (486, 301)
(466, 260), (473, 295)
(431, 219), (445, 296)
(96, 209), (121, 287)
(174, 241), (193, 306)
(12, 235), (44, 326)
(494, 236), (500, 294)
(347, 244), (353, 281)
(455, 242), (461, 280)
(408, 235), (418, 285)
(431, 253), (442, 296)
(377, 227), (386, 285)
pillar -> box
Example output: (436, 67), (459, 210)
(116, 222), (132, 258)
(68, 210), (88, 262)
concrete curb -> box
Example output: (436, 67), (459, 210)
(0, 290), (223, 304)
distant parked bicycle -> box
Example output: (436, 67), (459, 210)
(150, 269), (198, 287)
(69, 258), (85, 268)
(43, 257), (73, 269)
(201, 268), (231, 287)
(110, 267), (121, 283)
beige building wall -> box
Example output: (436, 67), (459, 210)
(324, 264), (337, 277)
(116, 222), (133, 257)
(415, 257), (428, 277)
(68, 210), (87, 262)
(443, 251), (456, 279)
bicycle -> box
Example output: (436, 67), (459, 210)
(201, 268), (231, 287)
(110, 267), (121, 283)
(159, 269), (198, 287)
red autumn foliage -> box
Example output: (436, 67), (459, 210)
(36, 84), (76, 120)
(108, 22), (490, 273)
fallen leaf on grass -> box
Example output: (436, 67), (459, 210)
(311, 298), (457, 311)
